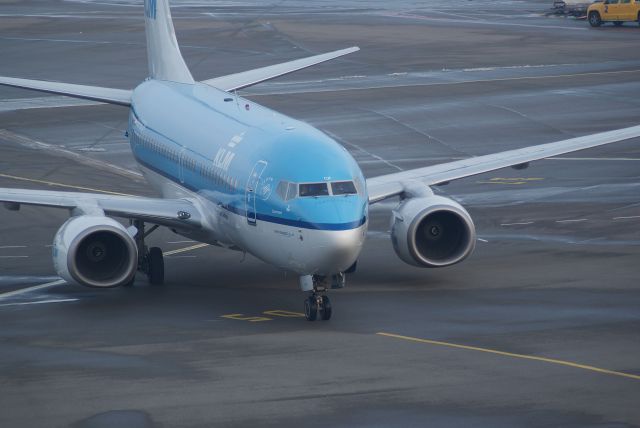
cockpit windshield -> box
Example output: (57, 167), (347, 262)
(277, 180), (360, 200)
(331, 181), (357, 195)
(299, 182), (329, 197)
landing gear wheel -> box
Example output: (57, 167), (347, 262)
(320, 295), (332, 321)
(304, 296), (318, 321)
(588, 12), (601, 27)
(147, 247), (164, 285)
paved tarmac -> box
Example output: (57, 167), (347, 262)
(1, 1), (639, 427)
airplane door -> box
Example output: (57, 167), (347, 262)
(245, 160), (267, 226)
(178, 147), (186, 184)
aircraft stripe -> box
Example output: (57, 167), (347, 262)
(134, 156), (366, 231)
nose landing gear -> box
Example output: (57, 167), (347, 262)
(304, 293), (332, 321)
(300, 274), (343, 321)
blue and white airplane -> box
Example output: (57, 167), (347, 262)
(1, 0), (639, 320)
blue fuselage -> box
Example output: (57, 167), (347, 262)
(127, 80), (368, 275)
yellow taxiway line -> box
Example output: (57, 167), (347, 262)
(0, 172), (134, 196)
(163, 243), (209, 256)
(377, 332), (640, 381)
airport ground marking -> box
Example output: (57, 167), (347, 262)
(0, 128), (143, 181)
(556, 219), (588, 223)
(221, 310), (305, 322)
(0, 298), (78, 307)
(263, 310), (305, 318)
(221, 314), (272, 322)
(377, 332), (640, 381)
(0, 173), (134, 196)
(546, 157), (640, 162)
(613, 215), (640, 220)
(0, 279), (66, 300)
(253, 69), (640, 97)
(477, 177), (544, 186)
(163, 243), (209, 256)
(500, 221), (534, 226)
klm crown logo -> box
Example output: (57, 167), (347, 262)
(145, 0), (157, 20)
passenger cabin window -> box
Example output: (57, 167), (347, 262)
(299, 182), (329, 197)
(331, 181), (357, 195)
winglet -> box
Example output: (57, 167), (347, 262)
(144, 0), (194, 83)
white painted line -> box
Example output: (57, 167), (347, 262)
(167, 240), (196, 244)
(0, 298), (78, 308)
(0, 129), (143, 182)
(477, 238), (489, 243)
(556, 219), (588, 223)
(547, 157), (640, 162)
(0, 279), (66, 300)
(613, 215), (640, 220)
(500, 222), (534, 226)
(0, 245), (27, 249)
(0, 255), (29, 258)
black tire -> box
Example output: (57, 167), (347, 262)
(304, 296), (318, 321)
(614, 21), (623, 26)
(147, 247), (164, 285)
(320, 295), (332, 321)
(637, 12), (640, 26)
(588, 12), (602, 27)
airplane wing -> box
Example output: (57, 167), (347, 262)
(202, 46), (359, 92)
(0, 76), (132, 106)
(0, 188), (202, 229)
(366, 124), (640, 203)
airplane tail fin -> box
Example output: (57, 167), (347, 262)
(144, 0), (194, 83)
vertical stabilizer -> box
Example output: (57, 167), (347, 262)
(144, 0), (194, 83)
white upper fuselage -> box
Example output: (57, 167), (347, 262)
(128, 80), (368, 275)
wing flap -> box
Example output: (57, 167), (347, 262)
(367, 124), (640, 203)
(0, 76), (132, 106)
(203, 47), (359, 92)
(0, 188), (202, 229)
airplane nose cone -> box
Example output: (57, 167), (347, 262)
(310, 225), (366, 274)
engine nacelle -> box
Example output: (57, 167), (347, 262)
(53, 216), (138, 288)
(391, 195), (476, 268)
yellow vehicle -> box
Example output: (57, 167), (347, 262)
(588, 0), (640, 26)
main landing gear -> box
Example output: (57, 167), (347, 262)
(125, 220), (164, 286)
(300, 273), (345, 321)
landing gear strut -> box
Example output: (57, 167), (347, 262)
(127, 220), (165, 286)
(300, 274), (343, 321)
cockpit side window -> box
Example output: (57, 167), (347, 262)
(277, 181), (298, 201)
(331, 181), (357, 195)
(299, 182), (329, 197)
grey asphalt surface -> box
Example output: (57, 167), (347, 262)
(1, 1), (639, 427)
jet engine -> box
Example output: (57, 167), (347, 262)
(53, 216), (138, 288)
(391, 195), (476, 268)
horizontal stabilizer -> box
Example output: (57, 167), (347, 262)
(0, 76), (132, 106)
(203, 46), (360, 92)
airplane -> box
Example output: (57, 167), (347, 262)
(1, 0), (639, 321)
